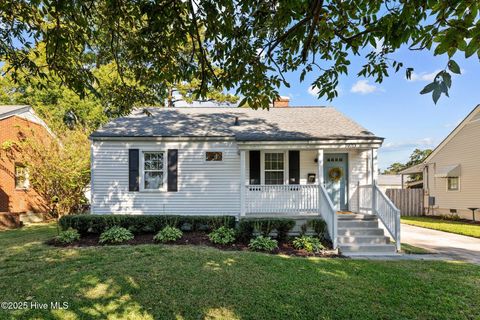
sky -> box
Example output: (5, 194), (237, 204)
(276, 48), (480, 170)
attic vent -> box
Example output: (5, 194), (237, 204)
(233, 116), (239, 126)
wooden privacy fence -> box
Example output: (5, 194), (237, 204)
(385, 189), (424, 216)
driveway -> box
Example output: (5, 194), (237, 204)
(401, 223), (480, 264)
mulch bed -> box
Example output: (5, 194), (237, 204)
(46, 232), (342, 258)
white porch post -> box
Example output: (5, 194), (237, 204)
(240, 150), (246, 217)
(317, 149), (324, 186)
(317, 149), (324, 216)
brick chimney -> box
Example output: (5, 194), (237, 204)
(272, 96), (290, 108)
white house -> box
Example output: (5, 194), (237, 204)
(401, 104), (480, 221)
(90, 105), (401, 254)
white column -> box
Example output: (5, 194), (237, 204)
(317, 149), (324, 186)
(371, 148), (378, 182)
(240, 150), (246, 217)
(317, 149), (324, 215)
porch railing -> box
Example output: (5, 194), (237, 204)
(319, 184), (338, 249)
(245, 184), (319, 214)
(359, 182), (401, 251)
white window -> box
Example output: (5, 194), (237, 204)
(264, 152), (284, 185)
(447, 177), (459, 191)
(142, 151), (165, 190)
(15, 165), (29, 189)
(206, 151), (223, 162)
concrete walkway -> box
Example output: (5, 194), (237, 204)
(401, 223), (480, 264)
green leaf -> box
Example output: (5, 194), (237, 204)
(420, 82), (436, 95)
(432, 88), (441, 104)
(465, 40), (477, 58)
(447, 60), (461, 74)
(442, 72), (452, 88)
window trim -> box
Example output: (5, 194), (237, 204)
(204, 150), (224, 163)
(139, 150), (167, 192)
(261, 151), (287, 185)
(446, 176), (460, 192)
(15, 164), (29, 190)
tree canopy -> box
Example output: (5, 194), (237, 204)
(383, 148), (432, 181)
(1, 1), (479, 110)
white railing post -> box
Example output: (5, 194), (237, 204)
(356, 181), (360, 213)
(371, 180), (377, 215)
(240, 150), (246, 217)
(395, 208), (401, 251)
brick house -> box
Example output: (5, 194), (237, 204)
(0, 105), (53, 219)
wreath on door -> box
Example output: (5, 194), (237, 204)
(328, 167), (343, 182)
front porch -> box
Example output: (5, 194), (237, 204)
(237, 146), (401, 253)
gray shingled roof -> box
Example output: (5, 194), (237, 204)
(90, 107), (381, 141)
(0, 105), (30, 118)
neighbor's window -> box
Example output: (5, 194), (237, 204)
(206, 151), (223, 162)
(447, 177), (459, 191)
(15, 165), (29, 189)
(143, 152), (164, 190)
(264, 152), (284, 185)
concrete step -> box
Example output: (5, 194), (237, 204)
(337, 220), (378, 229)
(338, 228), (385, 236)
(337, 235), (390, 245)
(337, 214), (377, 221)
(339, 243), (397, 255)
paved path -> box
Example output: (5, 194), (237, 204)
(401, 223), (480, 264)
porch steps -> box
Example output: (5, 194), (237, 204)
(337, 214), (397, 256)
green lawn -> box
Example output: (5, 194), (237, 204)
(402, 216), (480, 238)
(0, 224), (479, 320)
(401, 243), (431, 254)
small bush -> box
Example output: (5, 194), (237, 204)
(99, 226), (134, 244)
(59, 214), (236, 235)
(307, 219), (328, 239)
(154, 226), (183, 243)
(248, 236), (278, 252)
(275, 219), (296, 241)
(292, 235), (324, 253)
(209, 226), (236, 245)
(439, 213), (461, 221)
(56, 228), (80, 244)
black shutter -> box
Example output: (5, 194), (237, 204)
(128, 149), (139, 191)
(289, 150), (300, 184)
(167, 149), (178, 192)
(249, 150), (261, 185)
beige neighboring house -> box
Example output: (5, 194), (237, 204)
(401, 104), (480, 220)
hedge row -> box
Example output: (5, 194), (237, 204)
(59, 214), (236, 235)
(237, 218), (296, 242)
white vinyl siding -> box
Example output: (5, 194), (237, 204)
(91, 140), (375, 216)
(91, 140), (241, 215)
(426, 117), (480, 219)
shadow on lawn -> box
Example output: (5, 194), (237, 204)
(1, 225), (480, 320)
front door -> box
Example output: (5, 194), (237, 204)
(323, 153), (348, 211)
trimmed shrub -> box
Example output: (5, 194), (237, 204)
(292, 235), (324, 253)
(99, 226), (134, 244)
(209, 226), (236, 245)
(56, 228), (80, 244)
(307, 218), (328, 239)
(59, 214), (236, 235)
(237, 218), (295, 242)
(275, 219), (296, 241)
(154, 226), (183, 243)
(248, 236), (278, 252)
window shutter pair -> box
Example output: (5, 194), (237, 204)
(248, 150), (299, 185)
(128, 149), (178, 192)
